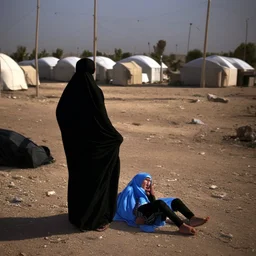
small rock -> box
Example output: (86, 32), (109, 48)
(8, 182), (15, 188)
(19, 253), (27, 256)
(99, 236), (103, 239)
(12, 175), (24, 180)
(199, 152), (206, 155)
(157, 244), (161, 247)
(10, 197), (23, 203)
(220, 232), (233, 239)
(190, 118), (205, 125)
(46, 191), (56, 196)
(190, 99), (200, 103)
(207, 94), (229, 103)
(209, 185), (218, 190)
(211, 192), (227, 199)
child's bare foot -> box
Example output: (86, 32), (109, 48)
(179, 223), (196, 235)
(189, 216), (209, 227)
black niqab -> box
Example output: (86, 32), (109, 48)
(56, 58), (123, 230)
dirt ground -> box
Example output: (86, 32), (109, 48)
(0, 83), (256, 256)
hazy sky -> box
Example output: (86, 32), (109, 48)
(1, 0), (256, 55)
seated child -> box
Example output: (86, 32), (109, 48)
(114, 172), (209, 235)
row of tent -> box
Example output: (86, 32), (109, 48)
(18, 55), (168, 84)
(0, 53), (169, 90)
(1, 52), (255, 90)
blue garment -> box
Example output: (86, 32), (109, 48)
(113, 172), (176, 232)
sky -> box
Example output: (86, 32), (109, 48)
(0, 0), (256, 55)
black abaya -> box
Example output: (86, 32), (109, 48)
(56, 58), (123, 231)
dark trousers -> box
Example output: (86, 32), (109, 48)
(137, 198), (194, 227)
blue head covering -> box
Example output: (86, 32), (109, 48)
(114, 173), (151, 226)
(114, 173), (169, 232)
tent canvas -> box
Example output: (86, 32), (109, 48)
(20, 65), (40, 86)
(19, 57), (59, 80)
(54, 57), (80, 82)
(120, 55), (161, 83)
(0, 53), (28, 91)
(181, 56), (238, 87)
(87, 56), (116, 82)
(113, 61), (142, 86)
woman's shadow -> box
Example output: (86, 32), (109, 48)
(0, 214), (78, 241)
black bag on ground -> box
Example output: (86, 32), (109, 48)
(0, 128), (54, 168)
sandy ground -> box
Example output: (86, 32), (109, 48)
(0, 83), (256, 256)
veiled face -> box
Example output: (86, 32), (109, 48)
(141, 177), (151, 194)
(76, 58), (95, 74)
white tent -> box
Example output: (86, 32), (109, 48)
(54, 57), (80, 81)
(0, 53), (28, 91)
(181, 56), (238, 87)
(220, 56), (254, 71)
(87, 56), (116, 83)
(19, 57), (59, 80)
(120, 55), (161, 83)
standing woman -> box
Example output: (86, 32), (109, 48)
(56, 58), (123, 231)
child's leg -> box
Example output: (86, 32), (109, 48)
(171, 198), (194, 219)
(171, 198), (209, 227)
(138, 200), (196, 235)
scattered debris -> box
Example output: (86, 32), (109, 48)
(10, 197), (23, 203)
(236, 126), (255, 142)
(207, 94), (229, 103)
(220, 232), (233, 239)
(12, 175), (24, 180)
(190, 118), (205, 125)
(190, 99), (200, 103)
(132, 122), (141, 126)
(223, 125), (256, 148)
(247, 105), (256, 116)
(46, 191), (56, 196)
(211, 192), (227, 199)
(8, 182), (15, 188)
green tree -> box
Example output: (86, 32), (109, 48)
(114, 48), (122, 61)
(122, 52), (132, 59)
(80, 50), (92, 58)
(153, 40), (166, 56)
(39, 49), (49, 58)
(96, 50), (103, 56)
(52, 48), (63, 58)
(186, 49), (203, 62)
(233, 42), (256, 67)
(29, 49), (36, 60)
(10, 45), (29, 62)
(150, 40), (167, 63)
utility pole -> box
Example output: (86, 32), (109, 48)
(35, 0), (40, 97)
(0, 57), (2, 98)
(176, 44), (178, 54)
(200, 0), (211, 88)
(160, 55), (163, 82)
(187, 23), (192, 54)
(243, 18), (249, 61)
(148, 42), (150, 56)
(93, 0), (97, 80)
